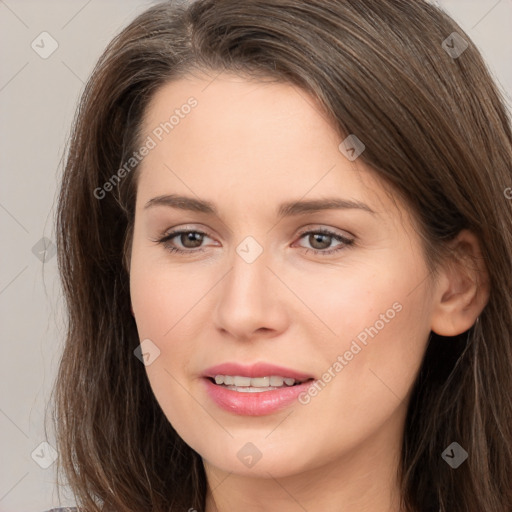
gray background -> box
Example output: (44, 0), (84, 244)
(0, 1), (510, 510)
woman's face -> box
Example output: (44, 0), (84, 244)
(129, 72), (436, 478)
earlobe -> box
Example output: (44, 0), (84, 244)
(430, 230), (489, 337)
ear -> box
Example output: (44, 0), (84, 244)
(430, 229), (490, 336)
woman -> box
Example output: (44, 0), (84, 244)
(47, 0), (512, 511)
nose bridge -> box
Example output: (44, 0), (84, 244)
(213, 233), (284, 338)
(227, 233), (270, 304)
(235, 234), (266, 266)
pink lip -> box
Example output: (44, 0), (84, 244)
(202, 377), (315, 416)
(201, 362), (315, 416)
(202, 362), (314, 381)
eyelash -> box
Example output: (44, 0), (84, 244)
(153, 228), (354, 257)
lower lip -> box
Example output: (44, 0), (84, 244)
(202, 377), (315, 416)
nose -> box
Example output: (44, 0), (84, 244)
(213, 242), (289, 341)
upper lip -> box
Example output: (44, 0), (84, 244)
(202, 362), (314, 381)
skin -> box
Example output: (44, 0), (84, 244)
(129, 72), (489, 512)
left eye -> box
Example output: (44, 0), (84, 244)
(295, 229), (354, 255)
(154, 228), (354, 256)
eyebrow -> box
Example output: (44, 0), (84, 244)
(144, 194), (376, 217)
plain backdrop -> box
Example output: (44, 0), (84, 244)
(0, 0), (511, 510)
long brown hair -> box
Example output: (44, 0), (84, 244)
(50, 0), (512, 510)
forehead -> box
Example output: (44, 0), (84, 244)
(136, 72), (403, 221)
(141, 71), (341, 152)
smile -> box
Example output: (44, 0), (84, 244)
(213, 375), (307, 389)
(203, 376), (315, 415)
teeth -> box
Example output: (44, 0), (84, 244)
(269, 376), (284, 386)
(246, 376), (269, 387)
(213, 375), (303, 387)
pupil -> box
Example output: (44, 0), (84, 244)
(311, 233), (330, 249)
(183, 232), (202, 248)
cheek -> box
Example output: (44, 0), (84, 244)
(289, 256), (421, 352)
(295, 256), (432, 442)
(129, 241), (207, 338)
(129, 241), (217, 395)
(129, 255), (206, 431)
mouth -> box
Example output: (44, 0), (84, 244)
(201, 362), (316, 414)
(202, 374), (316, 416)
(202, 361), (314, 382)
(205, 375), (315, 392)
